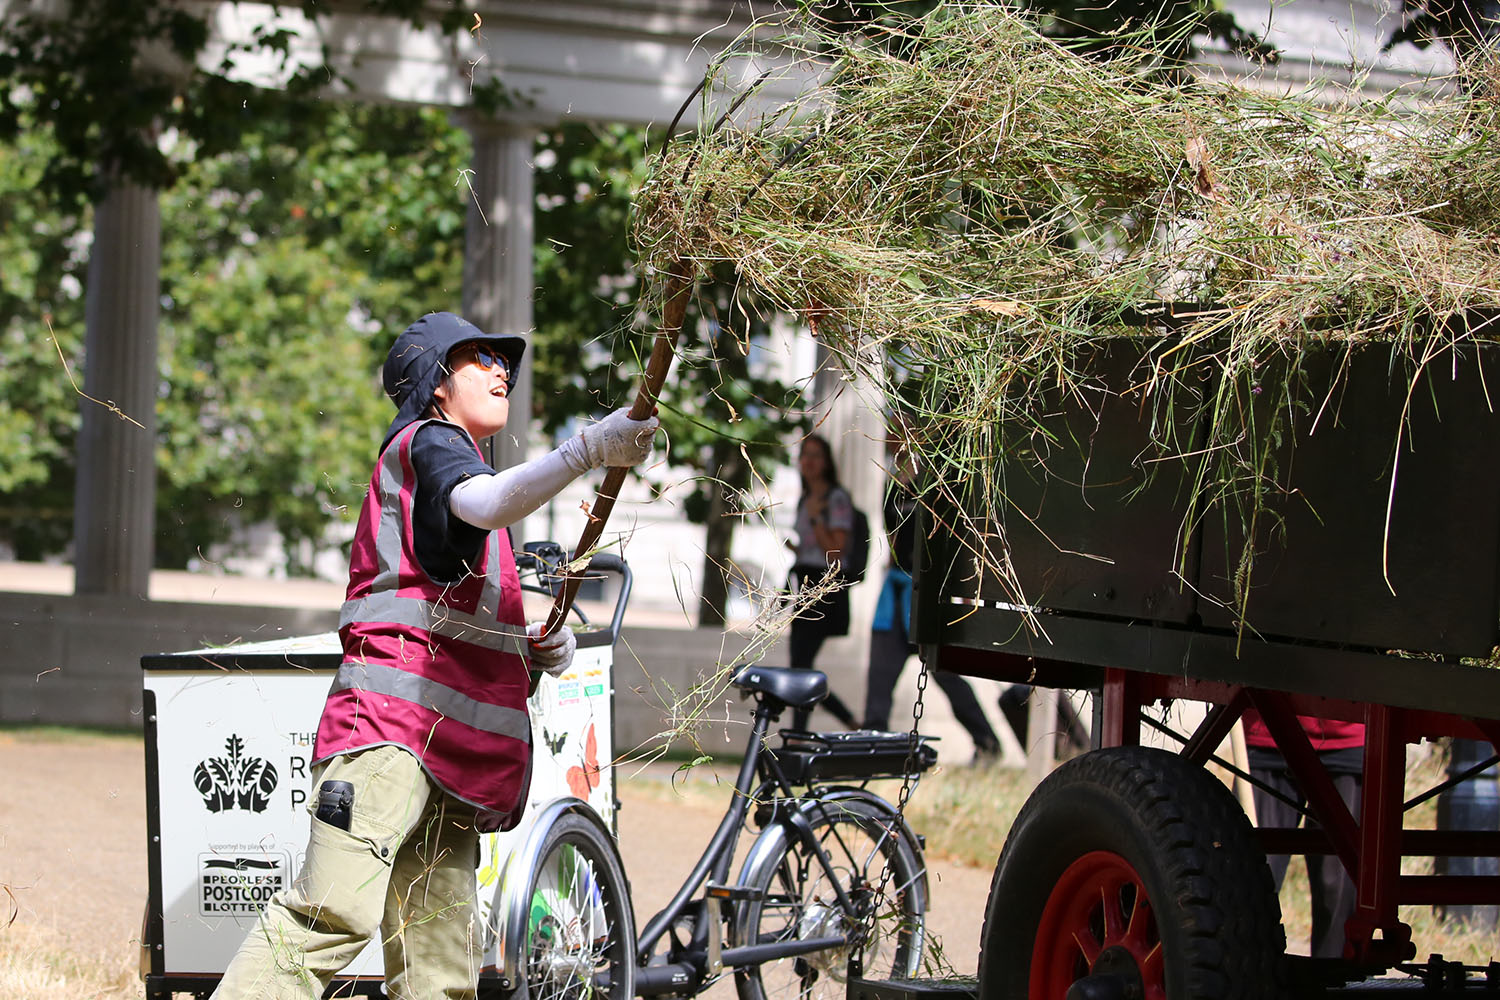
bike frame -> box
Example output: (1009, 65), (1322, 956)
(632, 692), (912, 997)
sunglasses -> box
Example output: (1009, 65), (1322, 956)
(450, 342), (512, 379)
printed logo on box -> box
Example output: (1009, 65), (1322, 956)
(194, 734), (279, 813)
(198, 854), (289, 916)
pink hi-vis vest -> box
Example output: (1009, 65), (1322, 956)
(314, 419), (532, 832)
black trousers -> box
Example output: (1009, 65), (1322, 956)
(788, 624), (858, 731)
(862, 619), (1000, 754)
(1250, 747), (1363, 960)
(998, 684), (1090, 755)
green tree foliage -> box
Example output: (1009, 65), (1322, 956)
(529, 123), (651, 428)
(161, 103), (470, 327)
(154, 103), (474, 571)
(0, 102), (810, 597)
(0, 1), (810, 606)
(0, 103), (473, 568)
(0, 124), (87, 559)
(0, 0), (469, 211)
(0, 1), (478, 570)
(154, 239), (392, 572)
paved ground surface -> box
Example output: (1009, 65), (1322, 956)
(0, 731), (993, 995)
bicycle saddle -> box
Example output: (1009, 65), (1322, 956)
(731, 664), (828, 708)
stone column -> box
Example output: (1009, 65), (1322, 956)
(813, 343), (885, 671)
(461, 117), (537, 542)
(73, 180), (162, 597)
(813, 344), (886, 554)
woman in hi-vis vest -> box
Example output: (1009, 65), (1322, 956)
(214, 312), (658, 1000)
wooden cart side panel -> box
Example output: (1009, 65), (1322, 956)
(1197, 341), (1500, 656)
(923, 338), (1500, 660)
(933, 604), (1500, 722)
(971, 338), (1204, 624)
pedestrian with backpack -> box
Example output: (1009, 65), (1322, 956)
(862, 430), (1006, 762)
(785, 433), (862, 731)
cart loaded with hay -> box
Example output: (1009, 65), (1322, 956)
(636, 5), (1500, 997)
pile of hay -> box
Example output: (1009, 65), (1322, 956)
(634, 3), (1500, 606)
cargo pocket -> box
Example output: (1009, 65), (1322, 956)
(289, 817), (397, 942)
(289, 745), (424, 940)
(315, 744), (430, 849)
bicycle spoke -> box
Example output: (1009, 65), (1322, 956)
(526, 833), (628, 1000)
(735, 808), (924, 1000)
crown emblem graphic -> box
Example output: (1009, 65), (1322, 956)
(194, 734), (278, 813)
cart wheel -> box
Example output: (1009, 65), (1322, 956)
(978, 746), (1285, 1000)
(516, 811), (635, 1000)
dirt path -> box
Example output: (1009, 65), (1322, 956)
(0, 733), (992, 993)
(0, 731), (148, 965)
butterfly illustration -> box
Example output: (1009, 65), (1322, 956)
(542, 727), (568, 756)
(566, 723), (601, 800)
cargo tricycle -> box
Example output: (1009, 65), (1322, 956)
(140, 543), (938, 1000)
(140, 544), (632, 999)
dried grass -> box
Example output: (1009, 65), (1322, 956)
(634, 2), (1500, 609)
(615, 567), (846, 763)
(0, 920), (140, 1000)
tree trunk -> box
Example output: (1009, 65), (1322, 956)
(698, 440), (751, 626)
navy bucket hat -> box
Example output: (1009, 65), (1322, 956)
(381, 311), (526, 450)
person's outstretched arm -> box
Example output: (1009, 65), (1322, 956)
(449, 408), (658, 529)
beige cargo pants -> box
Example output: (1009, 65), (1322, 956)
(212, 744), (482, 1000)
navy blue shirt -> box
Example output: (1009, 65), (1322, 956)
(407, 422), (496, 584)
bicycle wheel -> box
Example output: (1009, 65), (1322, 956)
(517, 811), (635, 1000)
(733, 795), (926, 1000)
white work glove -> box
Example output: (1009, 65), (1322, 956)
(527, 622), (577, 677)
(578, 408), (659, 469)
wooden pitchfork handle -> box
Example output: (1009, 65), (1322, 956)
(531, 265), (693, 691)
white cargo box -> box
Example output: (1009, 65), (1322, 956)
(142, 590), (621, 998)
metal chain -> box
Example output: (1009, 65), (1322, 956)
(898, 651), (929, 816)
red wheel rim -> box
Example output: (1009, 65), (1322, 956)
(1029, 850), (1165, 1000)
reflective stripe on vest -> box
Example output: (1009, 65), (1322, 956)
(340, 425), (530, 658)
(330, 661), (530, 741)
(339, 590), (530, 656)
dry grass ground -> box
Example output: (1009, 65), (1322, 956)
(0, 727), (146, 1000)
(0, 922), (139, 1000)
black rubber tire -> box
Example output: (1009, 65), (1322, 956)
(517, 811), (636, 1000)
(733, 798), (927, 1000)
(978, 746), (1286, 1000)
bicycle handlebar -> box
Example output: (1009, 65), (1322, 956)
(585, 552), (632, 646)
(517, 544), (633, 694)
